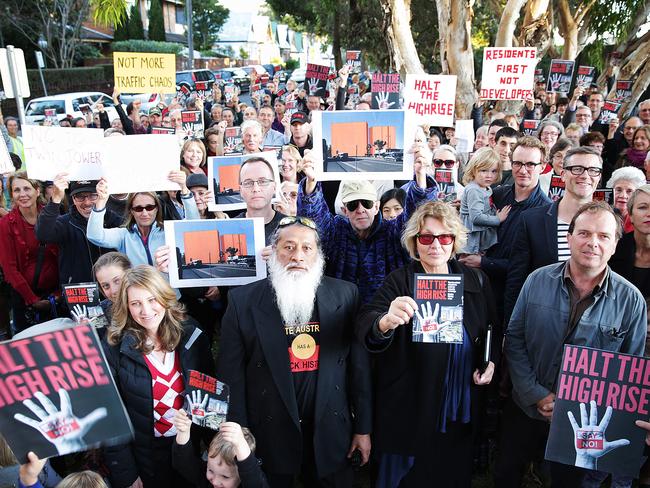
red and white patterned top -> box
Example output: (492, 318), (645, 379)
(143, 350), (185, 437)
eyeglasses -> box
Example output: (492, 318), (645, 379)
(278, 216), (317, 230)
(345, 200), (375, 212)
(433, 159), (456, 169)
(72, 193), (98, 202)
(131, 204), (157, 213)
(563, 166), (602, 177)
(416, 233), (455, 245)
(240, 178), (274, 189)
(512, 161), (542, 171)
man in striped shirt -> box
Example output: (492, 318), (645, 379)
(504, 146), (602, 326)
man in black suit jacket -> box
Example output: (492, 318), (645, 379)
(217, 216), (372, 488)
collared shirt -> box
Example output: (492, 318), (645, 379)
(505, 260), (647, 421)
(263, 128), (288, 147)
(563, 262), (607, 337)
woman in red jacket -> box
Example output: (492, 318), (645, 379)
(0, 172), (58, 333)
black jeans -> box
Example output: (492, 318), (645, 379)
(494, 398), (586, 488)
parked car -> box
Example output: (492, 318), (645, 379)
(25, 92), (119, 125)
(289, 68), (307, 84)
(176, 69), (215, 94)
(213, 68), (251, 93)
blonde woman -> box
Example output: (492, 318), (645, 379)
(357, 201), (498, 487)
(103, 265), (214, 488)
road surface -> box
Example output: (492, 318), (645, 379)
(181, 264), (256, 279)
(324, 157), (403, 173)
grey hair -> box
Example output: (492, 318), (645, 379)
(536, 120), (564, 137)
(240, 118), (263, 135)
(606, 166), (646, 189)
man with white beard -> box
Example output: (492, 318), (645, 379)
(217, 216), (372, 488)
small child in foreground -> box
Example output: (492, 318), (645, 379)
(172, 409), (269, 488)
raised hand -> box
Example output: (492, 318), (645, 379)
(14, 389), (107, 456)
(375, 92), (395, 109)
(307, 78), (320, 96)
(568, 400), (630, 470)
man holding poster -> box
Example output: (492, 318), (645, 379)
(495, 201), (647, 487)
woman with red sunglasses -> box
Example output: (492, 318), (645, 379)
(357, 200), (498, 487)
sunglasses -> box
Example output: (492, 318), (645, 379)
(131, 204), (157, 213)
(345, 200), (374, 212)
(278, 216), (317, 230)
(416, 233), (455, 245)
(433, 159), (455, 169)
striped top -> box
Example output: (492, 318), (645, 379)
(557, 219), (570, 262)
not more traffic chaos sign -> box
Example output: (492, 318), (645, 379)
(113, 52), (176, 94)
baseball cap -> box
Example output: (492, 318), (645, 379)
(186, 173), (208, 189)
(290, 111), (308, 125)
(340, 180), (377, 203)
(149, 107), (162, 116)
(69, 180), (98, 196)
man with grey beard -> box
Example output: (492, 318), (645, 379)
(217, 216), (372, 488)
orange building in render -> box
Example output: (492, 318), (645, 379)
(218, 165), (240, 192)
(330, 122), (397, 156)
(183, 230), (248, 265)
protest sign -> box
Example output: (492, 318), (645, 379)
(613, 80), (633, 102)
(480, 47), (537, 100)
(548, 175), (565, 202)
(434, 169), (456, 200)
(534, 68), (545, 83)
(598, 101), (621, 124)
(224, 85), (236, 103)
(0, 323), (133, 462)
(184, 371), (229, 431)
(113, 52), (175, 94)
(403, 74), (456, 127)
(224, 127), (243, 155)
(522, 119), (541, 136)
(102, 134), (180, 194)
(23, 126), (104, 181)
(207, 151), (280, 212)
(547, 60), (575, 93)
(62, 283), (108, 329)
(310, 109), (416, 181)
(412, 274), (463, 344)
(371, 72), (400, 110)
(593, 188), (613, 205)
(304, 63), (330, 97)
(545, 345), (648, 477)
(345, 50), (362, 71)
(181, 110), (204, 139)
(151, 126), (176, 135)
(0, 136), (13, 173)
(575, 66), (596, 89)
(454, 119), (475, 153)
(165, 217), (267, 288)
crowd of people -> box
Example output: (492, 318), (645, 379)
(1, 60), (650, 488)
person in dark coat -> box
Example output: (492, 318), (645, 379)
(35, 176), (122, 286)
(217, 217), (372, 487)
(356, 201), (499, 488)
(102, 265), (214, 488)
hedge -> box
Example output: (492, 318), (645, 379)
(111, 40), (184, 54)
(26, 65), (114, 99)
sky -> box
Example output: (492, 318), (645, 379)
(321, 110), (405, 148)
(173, 219), (256, 254)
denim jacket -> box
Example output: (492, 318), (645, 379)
(505, 260), (647, 421)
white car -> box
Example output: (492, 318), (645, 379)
(24, 92), (120, 125)
(119, 93), (175, 113)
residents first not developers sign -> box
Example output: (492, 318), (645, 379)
(113, 52), (176, 94)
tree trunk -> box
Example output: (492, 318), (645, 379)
(333, 7), (343, 70)
(517, 0), (552, 58)
(611, 33), (650, 117)
(556, 0), (578, 60)
(380, 0), (424, 76)
(436, 0), (476, 118)
(495, 0), (527, 47)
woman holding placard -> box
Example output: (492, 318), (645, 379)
(0, 172), (59, 333)
(356, 201), (498, 487)
(103, 265), (213, 488)
(87, 172), (199, 267)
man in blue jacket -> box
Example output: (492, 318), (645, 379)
(297, 145), (437, 303)
(36, 174), (122, 286)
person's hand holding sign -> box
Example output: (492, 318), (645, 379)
(14, 389), (107, 456)
(51, 173), (70, 205)
(95, 178), (109, 210)
(378, 296), (417, 334)
(568, 400), (629, 470)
